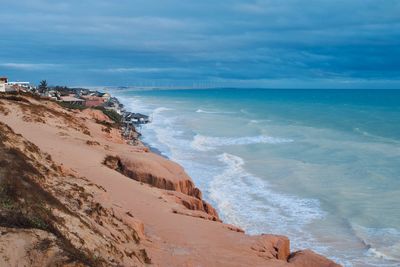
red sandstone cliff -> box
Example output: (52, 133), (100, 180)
(0, 93), (341, 267)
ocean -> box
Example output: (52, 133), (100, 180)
(111, 88), (400, 267)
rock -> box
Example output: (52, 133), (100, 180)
(105, 153), (204, 199)
(103, 153), (220, 220)
(288, 250), (342, 267)
(251, 235), (290, 261)
(224, 224), (245, 233)
(166, 191), (220, 221)
(0, 95), (342, 267)
(103, 155), (122, 170)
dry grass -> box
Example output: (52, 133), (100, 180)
(0, 102), (151, 265)
(1, 92), (92, 136)
(103, 155), (123, 172)
(0, 123), (103, 266)
(0, 101), (10, 115)
(86, 140), (100, 146)
(0, 94), (30, 103)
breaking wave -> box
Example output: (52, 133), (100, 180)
(352, 224), (400, 262)
(196, 109), (220, 114)
(191, 134), (293, 151)
(113, 91), (400, 266)
(196, 109), (235, 114)
(153, 107), (172, 115)
(209, 153), (325, 238)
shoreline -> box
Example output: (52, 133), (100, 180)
(109, 90), (343, 261)
(0, 91), (341, 266)
(141, 140), (169, 158)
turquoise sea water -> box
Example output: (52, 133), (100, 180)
(112, 88), (400, 267)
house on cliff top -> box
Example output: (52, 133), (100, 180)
(81, 95), (106, 107)
(99, 92), (111, 101)
(124, 112), (151, 124)
(0, 77), (8, 92)
(60, 95), (85, 106)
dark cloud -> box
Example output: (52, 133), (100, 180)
(1, 0), (399, 88)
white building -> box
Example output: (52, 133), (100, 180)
(8, 81), (30, 88)
(0, 77), (8, 92)
(8, 81), (34, 92)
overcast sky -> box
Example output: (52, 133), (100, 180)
(1, 0), (400, 88)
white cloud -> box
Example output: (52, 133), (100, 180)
(1, 0), (399, 86)
(92, 67), (187, 73)
(0, 63), (61, 70)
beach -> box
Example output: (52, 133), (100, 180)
(111, 88), (400, 267)
(2, 0), (399, 265)
(0, 92), (341, 266)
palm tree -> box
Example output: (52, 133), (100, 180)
(38, 80), (48, 94)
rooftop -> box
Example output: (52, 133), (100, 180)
(60, 96), (85, 102)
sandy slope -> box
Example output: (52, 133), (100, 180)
(0, 94), (340, 267)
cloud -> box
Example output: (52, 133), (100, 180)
(1, 0), (399, 87)
(93, 67), (188, 73)
(0, 63), (62, 71)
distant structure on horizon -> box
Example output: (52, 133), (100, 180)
(0, 77), (35, 92)
(8, 81), (32, 88)
(0, 77), (8, 92)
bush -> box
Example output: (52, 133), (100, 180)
(0, 93), (30, 103)
(57, 102), (87, 110)
(94, 107), (122, 124)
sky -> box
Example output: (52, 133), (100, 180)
(1, 0), (400, 88)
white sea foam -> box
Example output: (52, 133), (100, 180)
(196, 109), (235, 114)
(191, 134), (293, 151)
(124, 96), (153, 114)
(209, 153), (325, 239)
(153, 107), (172, 114)
(141, 111), (186, 159)
(113, 91), (400, 266)
(352, 224), (400, 262)
(196, 109), (219, 114)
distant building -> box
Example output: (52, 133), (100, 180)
(8, 81), (31, 89)
(103, 97), (124, 114)
(6, 81), (34, 93)
(5, 84), (18, 92)
(99, 92), (111, 101)
(0, 77), (8, 92)
(81, 95), (106, 107)
(60, 95), (86, 106)
(124, 112), (151, 125)
(47, 90), (61, 101)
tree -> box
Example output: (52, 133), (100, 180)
(38, 80), (48, 94)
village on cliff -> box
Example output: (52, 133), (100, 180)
(0, 76), (150, 128)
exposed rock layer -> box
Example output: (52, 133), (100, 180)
(0, 93), (341, 267)
(103, 155), (219, 220)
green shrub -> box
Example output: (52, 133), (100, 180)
(57, 102), (87, 110)
(94, 107), (122, 124)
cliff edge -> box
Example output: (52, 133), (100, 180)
(0, 93), (340, 266)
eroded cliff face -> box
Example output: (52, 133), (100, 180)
(103, 155), (220, 221)
(0, 93), (341, 267)
(103, 154), (201, 197)
(0, 122), (150, 266)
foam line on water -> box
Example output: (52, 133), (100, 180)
(111, 92), (400, 266)
(191, 134), (293, 151)
(209, 153), (325, 237)
(351, 223), (400, 262)
(196, 108), (236, 114)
